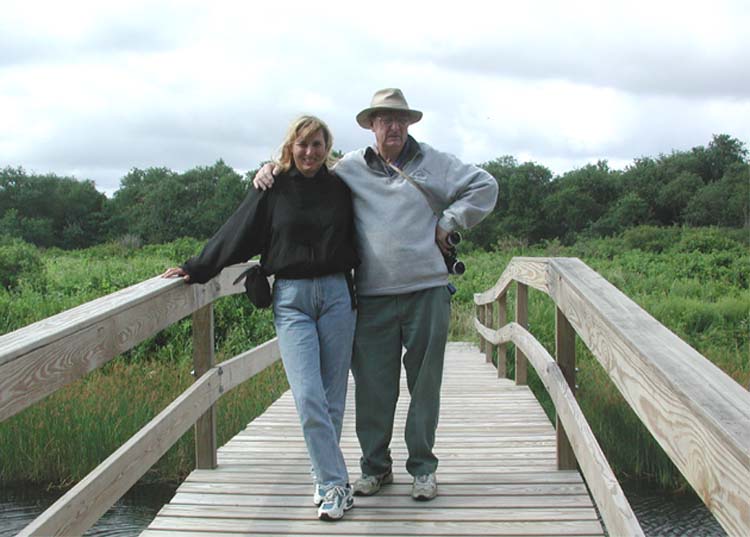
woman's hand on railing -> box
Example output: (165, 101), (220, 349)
(161, 267), (191, 282)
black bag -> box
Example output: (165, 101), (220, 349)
(233, 265), (271, 308)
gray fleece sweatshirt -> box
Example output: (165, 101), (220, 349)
(334, 137), (498, 296)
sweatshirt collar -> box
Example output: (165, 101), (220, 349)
(365, 135), (421, 175)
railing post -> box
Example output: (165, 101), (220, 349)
(193, 303), (217, 469)
(484, 302), (494, 363)
(515, 282), (528, 385)
(497, 293), (507, 378)
(556, 306), (577, 470)
(477, 304), (486, 355)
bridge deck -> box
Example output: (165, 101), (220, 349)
(142, 342), (604, 536)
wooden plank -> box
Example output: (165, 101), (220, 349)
(217, 446), (557, 456)
(215, 462), (558, 472)
(146, 517), (603, 535)
(184, 469), (585, 485)
(158, 503), (600, 521)
(179, 480), (588, 496)
(169, 490), (593, 506)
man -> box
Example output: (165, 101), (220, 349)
(255, 88), (498, 501)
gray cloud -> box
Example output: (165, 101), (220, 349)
(1, 0), (748, 196)
(0, 3), (195, 68)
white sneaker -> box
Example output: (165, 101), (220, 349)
(313, 483), (325, 506)
(317, 484), (354, 521)
(412, 473), (437, 501)
(352, 470), (393, 496)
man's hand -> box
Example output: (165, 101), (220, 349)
(253, 163), (281, 190)
(435, 225), (451, 255)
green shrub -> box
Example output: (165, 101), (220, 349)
(622, 225), (681, 252)
(0, 237), (46, 291)
(676, 226), (745, 254)
(143, 237), (204, 264)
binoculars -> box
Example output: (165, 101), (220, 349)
(443, 231), (465, 275)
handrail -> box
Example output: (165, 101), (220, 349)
(0, 262), (284, 536)
(475, 321), (643, 536)
(0, 263), (252, 422)
(473, 257), (750, 536)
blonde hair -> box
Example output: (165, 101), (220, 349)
(277, 115), (337, 172)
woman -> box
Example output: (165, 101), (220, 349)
(162, 116), (359, 521)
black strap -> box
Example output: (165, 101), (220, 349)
(344, 271), (357, 310)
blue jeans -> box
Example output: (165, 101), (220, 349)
(272, 273), (356, 489)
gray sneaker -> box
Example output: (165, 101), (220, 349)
(412, 473), (437, 501)
(317, 484), (354, 521)
(352, 470), (393, 496)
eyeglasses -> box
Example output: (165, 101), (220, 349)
(375, 114), (410, 127)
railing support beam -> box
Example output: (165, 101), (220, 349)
(556, 306), (576, 470)
(497, 294), (507, 378)
(484, 303), (494, 363)
(515, 283), (528, 385)
(477, 304), (486, 356)
(193, 303), (217, 470)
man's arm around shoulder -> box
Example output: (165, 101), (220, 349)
(252, 163), (280, 190)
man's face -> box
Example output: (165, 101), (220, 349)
(371, 112), (410, 157)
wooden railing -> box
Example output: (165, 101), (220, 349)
(0, 262), (282, 536)
(473, 257), (750, 537)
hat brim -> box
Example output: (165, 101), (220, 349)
(356, 107), (423, 129)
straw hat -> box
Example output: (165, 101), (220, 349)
(356, 88), (423, 129)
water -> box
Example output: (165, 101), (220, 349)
(1, 481), (728, 536)
(622, 482), (727, 537)
(0, 483), (175, 537)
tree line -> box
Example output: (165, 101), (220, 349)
(1, 134), (747, 251)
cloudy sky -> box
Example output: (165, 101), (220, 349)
(2, 0), (748, 195)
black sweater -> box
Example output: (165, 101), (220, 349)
(183, 165), (359, 284)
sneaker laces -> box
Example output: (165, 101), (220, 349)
(414, 474), (435, 490)
(323, 484), (348, 502)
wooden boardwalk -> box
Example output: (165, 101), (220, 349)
(142, 342), (603, 536)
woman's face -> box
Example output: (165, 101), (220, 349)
(292, 129), (327, 177)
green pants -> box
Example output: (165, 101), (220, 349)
(351, 285), (451, 477)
